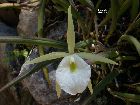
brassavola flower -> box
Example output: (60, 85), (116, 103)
(56, 54), (91, 95)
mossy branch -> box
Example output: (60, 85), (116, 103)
(0, 2), (39, 9)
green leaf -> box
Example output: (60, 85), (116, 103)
(109, 90), (140, 103)
(52, 0), (69, 8)
(0, 60), (54, 92)
(52, 0), (69, 12)
(95, 0), (102, 12)
(77, 52), (118, 65)
(78, 0), (95, 11)
(53, 5), (67, 12)
(83, 69), (121, 105)
(118, 0), (131, 18)
(105, 0), (119, 42)
(110, 0), (119, 19)
(134, 18), (140, 27)
(130, 0), (139, 20)
(97, 49), (118, 59)
(0, 36), (66, 49)
(67, 5), (75, 54)
(116, 56), (137, 61)
(37, 0), (45, 38)
(118, 0), (125, 5)
(25, 52), (69, 65)
(118, 35), (140, 56)
(125, 18), (140, 33)
(75, 39), (93, 48)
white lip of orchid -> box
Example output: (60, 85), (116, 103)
(56, 54), (91, 95)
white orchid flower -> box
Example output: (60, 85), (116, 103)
(56, 54), (91, 95)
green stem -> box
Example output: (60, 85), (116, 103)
(93, 14), (99, 41)
(38, 0), (51, 86)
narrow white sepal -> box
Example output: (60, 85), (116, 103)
(56, 81), (61, 98)
(88, 80), (93, 94)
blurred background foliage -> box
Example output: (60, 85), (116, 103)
(0, 0), (140, 105)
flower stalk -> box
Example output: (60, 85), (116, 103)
(38, 0), (51, 86)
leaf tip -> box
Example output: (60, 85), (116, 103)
(56, 81), (61, 98)
(88, 80), (93, 95)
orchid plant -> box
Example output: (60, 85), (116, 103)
(0, 0), (140, 104)
(0, 4), (118, 99)
(24, 5), (117, 97)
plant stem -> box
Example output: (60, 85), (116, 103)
(124, 12), (140, 34)
(94, 14), (99, 41)
(38, 0), (51, 86)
